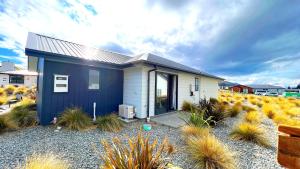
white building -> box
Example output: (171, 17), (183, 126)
(0, 70), (37, 87)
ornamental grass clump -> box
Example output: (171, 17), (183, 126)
(186, 134), (236, 169)
(230, 122), (270, 147)
(7, 99), (37, 128)
(14, 86), (28, 95)
(95, 113), (123, 132)
(244, 111), (261, 124)
(0, 115), (17, 133)
(99, 132), (175, 169)
(181, 125), (210, 139)
(227, 103), (242, 117)
(58, 107), (92, 131)
(262, 104), (277, 119)
(17, 153), (70, 169)
(181, 101), (195, 112)
(4, 85), (16, 95)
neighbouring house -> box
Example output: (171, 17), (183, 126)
(248, 84), (285, 94)
(0, 70), (37, 87)
(218, 81), (239, 90)
(25, 32), (223, 125)
(0, 61), (17, 72)
(229, 84), (253, 94)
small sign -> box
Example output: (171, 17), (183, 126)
(54, 74), (68, 93)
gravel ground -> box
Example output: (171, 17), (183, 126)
(0, 114), (282, 169)
(212, 112), (283, 169)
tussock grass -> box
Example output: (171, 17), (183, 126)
(4, 85), (16, 95)
(181, 101), (195, 112)
(244, 111), (261, 124)
(99, 132), (174, 169)
(14, 86), (28, 95)
(181, 125), (210, 139)
(95, 114), (124, 132)
(262, 104), (277, 119)
(227, 103), (242, 117)
(186, 134), (236, 169)
(17, 153), (70, 169)
(242, 105), (256, 112)
(58, 107), (92, 131)
(0, 115), (17, 133)
(230, 122), (269, 147)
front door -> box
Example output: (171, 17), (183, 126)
(155, 72), (177, 115)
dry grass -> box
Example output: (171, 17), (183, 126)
(99, 132), (174, 169)
(95, 113), (124, 132)
(244, 111), (261, 124)
(186, 134), (236, 169)
(181, 125), (210, 139)
(4, 85), (16, 95)
(230, 122), (270, 147)
(262, 104), (278, 119)
(227, 103), (242, 117)
(17, 153), (70, 169)
(181, 101), (195, 112)
(58, 107), (92, 131)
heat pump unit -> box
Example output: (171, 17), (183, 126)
(119, 105), (135, 119)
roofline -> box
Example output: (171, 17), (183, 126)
(124, 60), (224, 80)
(0, 72), (37, 76)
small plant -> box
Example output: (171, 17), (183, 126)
(244, 111), (261, 124)
(199, 99), (226, 125)
(95, 113), (123, 132)
(58, 107), (92, 131)
(17, 153), (70, 169)
(4, 85), (16, 95)
(99, 132), (175, 169)
(186, 134), (236, 169)
(262, 104), (277, 119)
(230, 122), (270, 147)
(186, 107), (215, 127)
(8, 106), (37, 128)
(14, 86), (28, 95)
(0, 96), (8, 105)
(0, 87), (5, 96)
(181, 125), (210, 139)
(209, 97), (219, 105)
(181, 101), (194, 112)
(227, 103), (242, 117)
(0, 115), (17, 133)
(242, 105), (256, 112)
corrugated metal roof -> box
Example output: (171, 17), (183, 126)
(248, 84), (285, 89)
(25, 32), (223, 80)
(26, 32), (131, 64)
(125, 53), (223, 80)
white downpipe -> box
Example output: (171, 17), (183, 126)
(93, 102), (96, 122)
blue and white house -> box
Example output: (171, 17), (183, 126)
(25, 32), (223, 125)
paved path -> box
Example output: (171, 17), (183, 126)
(151, 111), (188, 128)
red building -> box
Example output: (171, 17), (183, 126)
(229, 84), (253, 94)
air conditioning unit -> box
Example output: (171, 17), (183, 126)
(119, 104), (135, 119)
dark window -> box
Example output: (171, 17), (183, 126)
(88, 69), (100, 89)
(9, 75), (24, 84)
(195, 78), (199, 91)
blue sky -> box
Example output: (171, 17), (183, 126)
(0, 0), (299, 87)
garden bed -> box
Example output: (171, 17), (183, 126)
(0, 115), (282, 169)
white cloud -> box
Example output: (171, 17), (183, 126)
(0, 0), (248, 66)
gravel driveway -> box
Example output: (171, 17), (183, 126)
(0, 115), (282, 169)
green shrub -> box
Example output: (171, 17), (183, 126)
(185, 107), (215, 128)
(95, 114), (124, 132)
(230, 122), (269, 147)
(58, 107), (92, 131)
(100, 132), (174, 169)
(4, 85), (16, 95)
(186, 133), (236, 169)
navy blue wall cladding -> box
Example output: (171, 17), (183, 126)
(40, 60), (123, 125)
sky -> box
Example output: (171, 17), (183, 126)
(0, 0), (299, 87)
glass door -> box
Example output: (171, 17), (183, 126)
(155, 72), (169, 115)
